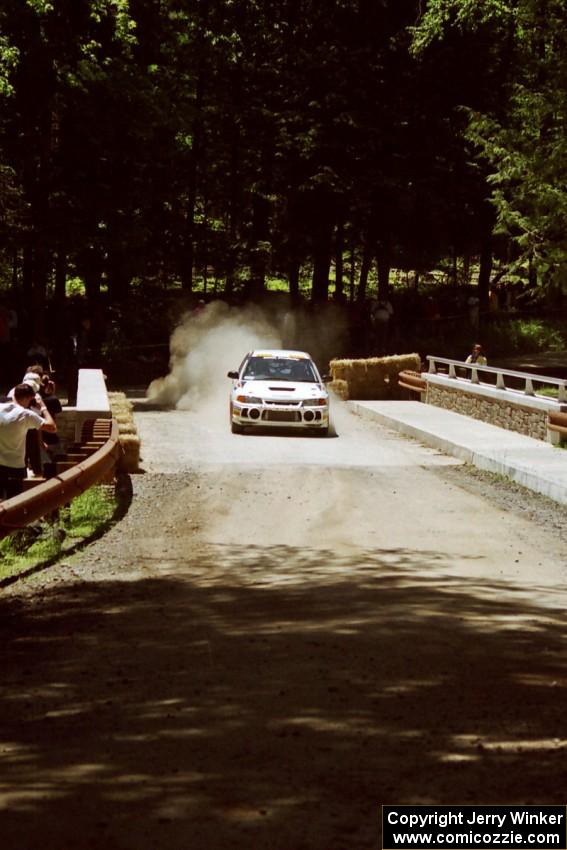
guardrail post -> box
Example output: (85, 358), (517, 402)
(525, 378), (535, 396)
(471, 367), (479, 384)
(559, 384), (567, 404)
(496, 373), (506, 390)
(428, 358), (437, 374)
(448, 363), (456, 379)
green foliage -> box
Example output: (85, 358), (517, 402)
(0, 36), (19, 97)
(481, 318), (567, 355)
(413, 0), (567, 290)
(403, 314), (567, 362)
(411, 0), (512, 54)
(0, 485), (117, 582)
(0, 0), (565, 315)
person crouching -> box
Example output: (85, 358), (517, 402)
(0, 383), (57, 499)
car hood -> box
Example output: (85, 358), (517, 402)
(238, 380), (327, 401)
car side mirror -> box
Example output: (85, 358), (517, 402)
(321, 374), (331, 383)
(227, 370), (239, 379)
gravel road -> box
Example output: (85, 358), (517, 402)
(1, 397), (567, 850)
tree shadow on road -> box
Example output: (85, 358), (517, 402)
(0, 544), (566, 850)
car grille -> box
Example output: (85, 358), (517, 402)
(263, 410), (300, 422)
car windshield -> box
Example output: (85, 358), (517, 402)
(242, 356), (318, 383)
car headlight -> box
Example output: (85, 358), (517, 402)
(303, 398), (328, 406)
(236, 395), (263, 404)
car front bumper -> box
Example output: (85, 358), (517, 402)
(232, 403), (329, 428)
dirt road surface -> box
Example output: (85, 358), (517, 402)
(1, 399), (567, 850)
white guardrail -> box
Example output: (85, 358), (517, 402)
(426, 356), (567, 406)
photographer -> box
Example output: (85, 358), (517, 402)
(0, 383), (56, 499)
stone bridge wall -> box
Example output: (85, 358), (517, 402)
(426, 382), (548, 441)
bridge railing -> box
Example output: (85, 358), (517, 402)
(426, 356), (567, 404)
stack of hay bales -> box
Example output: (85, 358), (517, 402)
(329, 353), (421, 400)
(107, 392), (141, 473)
(327, 359), (350, 400)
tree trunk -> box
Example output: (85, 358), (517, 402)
(54, 251), (67, 305)
(334, 218), (344, 299)
(183, 71), (204, 293)
(478, 235), (493, 316)
(12, 250), (19, 291)
(107, 246), (128, 302)
(463, 253), (471, 285)
(288, 258), (300, 300)
(22, 243), (34, 304)
(182, 0), (210, 293)
(31, 240), (49, 341)
(357, 241), (373, 302)
(311, 224), (332, 303)
(376, 253), (390, 301)
(349, 240), (356, 302)
(225, 139), (240, 297)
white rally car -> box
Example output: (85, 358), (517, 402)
(228, 349), (330, 435)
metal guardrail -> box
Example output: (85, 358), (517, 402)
(426, 356), (567, 402)
(398, 370), (427, 394)
(548, 411), (567, 436)
(0, 418), (122, 541)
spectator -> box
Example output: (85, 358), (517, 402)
(0, 383), (57, 499)
(39, 374), (63, 477)
(371, 297), (394, 355)
(67, 316), (94, 405)
(465, 343), (487, 366)
(6, 366), (48, 476)
(6, 365), (44, 400)
(26, 339), (51, 371)
(467, 294), (480, 329)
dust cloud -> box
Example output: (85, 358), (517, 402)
(146, 301), (282, 413)
(146, 298), (350, 414)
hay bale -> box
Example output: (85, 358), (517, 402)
(108, 392), (132, 408)
(118, 434), (140, 473)
(329, 354), (421, 400)
(330, 359), (350, 381)
(350, 360), (368, 378)
(365, 358), (389, 387)
(329, 379), (349, 400)
(109, 392), (138, 437)
(118, 423), (137, 435)
(391, 353), (421, 371)
(108, 392), (140, 466)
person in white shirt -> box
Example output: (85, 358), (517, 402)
(0, 383), (57, 499)
(465, 343), (488, 366)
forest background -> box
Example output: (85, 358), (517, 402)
(0, 0), (566, 384)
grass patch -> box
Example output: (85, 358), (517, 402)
(0, 484), (118, 583)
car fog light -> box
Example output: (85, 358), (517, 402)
(303, 409), (315, 422)
(249, 407), (261, 420)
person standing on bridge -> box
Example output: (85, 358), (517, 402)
(466, 343), (487, 366)
(0, 383), (57, 499)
